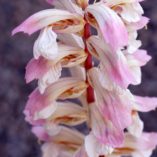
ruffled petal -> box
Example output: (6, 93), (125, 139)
(123, 50), (151, 85)
(125, 52), (142, 85)
(33, 27), (58, 60)
(25, 57), (62, 94)
(38, 63), (62, 94)
(25, 57), (49, 83)
(120, 2), (143, 23)
(132, 50), (151, 66)
(126, 31), (141, 54)
(128, 16), (149, 31)
(23, 89), (50, 125)
(133, 95), (157, 112)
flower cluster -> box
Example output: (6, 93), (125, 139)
(12, 0), (157, 157)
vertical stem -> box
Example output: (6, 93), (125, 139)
(84, 22), (95, 104)
(84, 18), (104, 157)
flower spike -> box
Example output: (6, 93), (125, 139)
(13, 0), (157, 157)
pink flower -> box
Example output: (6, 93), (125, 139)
(85, 2), (128, 51)
(26, 43), (87, 93)
(33, 125), (85, 157)
(87, 36), (151, 88)
(115, 132), (157, 157)
(12, 9), (85, 35)
(25, 57), (61, 93)
(88, 68), (132, 131)
(104, 0), (144, 23)
(24, 78), (87, 125)
(87, 36), (134, 88)
(88, 104), (124, 147)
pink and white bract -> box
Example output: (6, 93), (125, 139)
(12, 0), (157, 157)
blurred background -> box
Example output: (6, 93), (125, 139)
(0, 0), (157, 157)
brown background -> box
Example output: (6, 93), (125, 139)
(0, 0), (157, 156)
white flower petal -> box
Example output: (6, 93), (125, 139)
(33, 27), (58, 60)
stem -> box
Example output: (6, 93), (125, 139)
(84, 19), (103, 157)
(84, 22), (95, 104)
